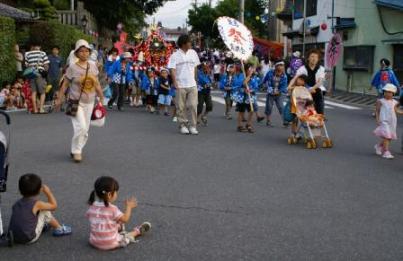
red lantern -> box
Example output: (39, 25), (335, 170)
(321, 23), (328, 31)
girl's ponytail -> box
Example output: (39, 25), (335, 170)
(88, 190), (96, 205)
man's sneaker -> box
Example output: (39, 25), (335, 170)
(180, 126), (190, 134)
(172, 116), (178, 122)
(382, 151), (394, 159)
(266, 121), (273, 127)
(374, 144), (383, 156)
(189, 127), (199, 135)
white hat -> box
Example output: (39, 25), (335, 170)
(160, 67), (169, 73)
(74, 39), (91, 53)
(293, 51), (301, 58)
(382, 83), (397, 93)
(122, 52), (132, 59)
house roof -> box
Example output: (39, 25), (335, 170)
(375, 0), (403, 11)
(0, 3), (33, 21)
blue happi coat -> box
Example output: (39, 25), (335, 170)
(232, 73), (260, 104)
(141, 75), (159, 95)
(219, 73), (243, 98)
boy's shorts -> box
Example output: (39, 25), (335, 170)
(236, 103), (252, 113)
(29, 211), (53, 244)
(131, 85), (141, 96)
(30, 76), (46, 94)
(158, 94), (172, 106)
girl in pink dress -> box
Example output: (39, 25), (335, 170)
(374, 84), (403, 159)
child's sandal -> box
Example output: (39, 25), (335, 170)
(237, 126), (248, 132)
(135, 222), (151, 237)
(246, 125), (255, 133)
(52, 224), (72, 237)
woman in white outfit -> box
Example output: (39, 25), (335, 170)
(55, 39), (104, 163)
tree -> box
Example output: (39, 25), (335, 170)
(84, 0), (167, 32)
(188, 0), (268, 41)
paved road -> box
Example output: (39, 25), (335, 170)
(0, 94), (402, 261)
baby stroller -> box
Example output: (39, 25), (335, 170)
(287, 87), (333, 149)
(0, 110), (12, 246)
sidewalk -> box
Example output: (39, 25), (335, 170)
(327, 90), (377, 108)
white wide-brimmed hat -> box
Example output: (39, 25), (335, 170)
(74, 39), (91, 53)
(293, 51), (301, 58)
(122, 52), (132, 59)
(382, 83), (397, 93)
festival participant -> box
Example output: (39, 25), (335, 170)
(107, 52), (134, 111)
(262, 60), (288, 127)
(373, 84), (403, 159)
(371, 58), (400, 98)
(141, 68), (159, 113)
(9, 173), (72, 244)
(158, 68), (172, 116)
(86, 176), (151, 250)
(168, 34), (201, 135)
(292, 49), (326, 115)
(233, 64), (259, 133)
(219, 63), (239, 120)
(55, 39), (104, 163)
(197, 62), (213, 126)
(130, 61), (143, 107)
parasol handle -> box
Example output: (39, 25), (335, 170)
(240, 60), (254, 113)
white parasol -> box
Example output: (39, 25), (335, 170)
(217, 16), (255, 111)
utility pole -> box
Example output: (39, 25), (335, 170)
(194, 0), (198, 7)
(208, 0), (212, 7)
(239, 0), (245, 23)
(302, 0), (307, 57)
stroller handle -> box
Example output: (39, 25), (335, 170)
(0, 110), (10, 125)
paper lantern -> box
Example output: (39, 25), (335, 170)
(321, 23), (328, 31)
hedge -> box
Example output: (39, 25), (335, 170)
(0, 16), (16, 85)
(29, 20), (91, 59)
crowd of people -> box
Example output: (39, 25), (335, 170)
(1, 32), (403, 253)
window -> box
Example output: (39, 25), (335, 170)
(294, 0), (318, 19)
(343, 46), (375, 71)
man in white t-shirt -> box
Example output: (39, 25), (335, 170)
(168, 35), (201, 135)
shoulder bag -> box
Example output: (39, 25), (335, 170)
(66, 63), (89, 117)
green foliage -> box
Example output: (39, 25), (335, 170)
(84, 0), (167, 31)
(188, 0), (268, 43)
(28, 21), (90, 59)
(52, 0), (70, 10)
(33, 0), (51, 8)
(0, 16), (16, 84)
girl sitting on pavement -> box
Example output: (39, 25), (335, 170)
(86, 176), (151, 250)
(373, 84), (403, 159)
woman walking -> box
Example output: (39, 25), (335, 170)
(55, 39), (104, 163)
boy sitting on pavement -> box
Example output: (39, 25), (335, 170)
(8, 173), (72, 244)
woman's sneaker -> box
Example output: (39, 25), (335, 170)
(374, 144), (383, 156)
(382, 151), (394, 159)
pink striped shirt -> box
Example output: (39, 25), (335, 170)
(86, 201), (124, 250)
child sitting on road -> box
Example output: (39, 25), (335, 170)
(287, 74), (309, 139)
(8, 173), (72, 244)
(158, 68), (172, 116)
(86, 176), (151, 250)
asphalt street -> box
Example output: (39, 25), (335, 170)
(0, 93), (402, 261)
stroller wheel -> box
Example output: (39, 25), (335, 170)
(306, 139), (317, 149)
(323, 139), (333, 148)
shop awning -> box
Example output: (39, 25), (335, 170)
(375, 0), (403, 11)
(253, 37), (284, 58)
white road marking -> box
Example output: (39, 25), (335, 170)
(324, 100), (361, 110)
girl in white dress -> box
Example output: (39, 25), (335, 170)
(374, 84), (403, 159)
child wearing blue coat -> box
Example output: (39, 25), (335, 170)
(219, 64), (240, 120)
(141, 68), (159, 113)
(197, 63), (213, 126)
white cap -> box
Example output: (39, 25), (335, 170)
(382, 83), (397, 93)
(122, 52), (132, 59)
(74, 39), (91, 53)
(293, 51), (301, 58)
